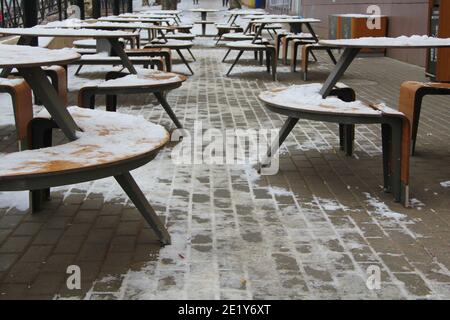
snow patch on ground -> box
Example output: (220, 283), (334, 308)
(440, 181), (450, 188)
(363, 192), (406, 219)
(0, 191), (29, 212)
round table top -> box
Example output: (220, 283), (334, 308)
(120, 13), (177, 19)
(253, 18), (321, 24)
(97, 69), (187, 89)
(98, 17), (170, 23)
(0, 44), (80, 68)
(226, 10), (266, 16)
(258, 84), (389, 117)
(320, 36), (450, 48)
(139, 10), (181, 15)
(189, 8), (220, 12)
(0, 27), (136, 38)
(41, 21), (154, 30)
(242, 14), (293, 20)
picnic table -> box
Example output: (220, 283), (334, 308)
(189, 8), (220, 35)
(120, 13), (181, 25)
(260, 36), (450, 206)
(0, 44), (172, 244)
(247, 18), (321, 43)
(0, 27), (140, 75)
(225, 9), (266, 26)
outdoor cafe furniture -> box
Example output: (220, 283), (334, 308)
(225, 9), (266, 26)
(294, 43), (340, 80)
(145, 39), (196, 75)
(0, 44), (172, 245)
(121, 11), (182, 24)
(224, 18), (325, 80)
(0, 28), (140, 75)
(260, 36), (450, 206)
(398, 81), (450, 155)
(189, 8), (220, 36)
(78, 68), (187, 129)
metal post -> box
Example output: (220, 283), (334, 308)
(92, 0), (101, 18)
(23, 0), (38, 46)
(113, 0), (120, 15)
(75, 0), (85, 19)
(127, 0), (132, 13)
(57, 0), (62, 20)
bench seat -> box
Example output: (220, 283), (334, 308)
(0, 106), (169, 189)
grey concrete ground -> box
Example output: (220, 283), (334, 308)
(0, 0), (450, 300)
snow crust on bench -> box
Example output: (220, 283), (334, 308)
(97, 68), (185, 88)
(259, 84), (401, 115)
(0, 44), (80, 67)
(223, 33), (255, 40)
(148, 39), (193, 47)
(0, 78), (26, 86)
(0, 107), (169, 177)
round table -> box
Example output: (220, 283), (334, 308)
(0, 27), (139, 74)
(0, 44), (80, 140)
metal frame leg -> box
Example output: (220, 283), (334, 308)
(115, 172), (171, 245)
(176, 49), (194, 75)
(154, 92), (183, 129)
(263, 117), (299, 165)
(226, 50), (244, 76)
(109, 38), (137, 74)
(222, 49), (231, 62)
(74, 65), (83, 76)
(319, 48), (360, 98)
(18, 67), (78, 141)
(187, 48), (196, 61)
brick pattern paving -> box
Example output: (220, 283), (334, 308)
(1, 2), (450, 300)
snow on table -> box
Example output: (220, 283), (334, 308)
(223, 32), (255, 40)
(149, 39), (193, 47)
(226, 40), (269, 48)
(97, 68), (186, 88)
(41, 20), (152, 30)
(0, 106), (169, 177)
(320, 35), (450, 48)
(0, 27), (136, 38)
(252, 18), (321, 24)
(0, 44), (80, 68)
(259, 83), (401, 116)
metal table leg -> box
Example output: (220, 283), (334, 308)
(108, 38), (138, 74)
(115, 172), (171, 245)
(154, 92), (183, 129)
(18, 66), (78, 141)
(176, 49), (194, 75)
(319, 47), (360, 98)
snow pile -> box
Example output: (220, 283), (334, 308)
(0, 44), (80, 66)
(364, 192), (406, 219)
(440, 181), (450, 188)
(0, 107), (169, 176)
(259, 83), (382, 114)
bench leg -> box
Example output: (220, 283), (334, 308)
(222, 49), (231, 62)
(187, 48), (196, 61)
(226, 50), (244, 76)
(176, 49), (194, 75)
(381, 123), (392, 193)
(74, 65), (83, 76)
(260, 116), (299, 170)
(411, 94), (424, 156)
(115, 172), (171, 245)
(154, 92), (183, 129)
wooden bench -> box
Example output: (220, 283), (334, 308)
(290, 39), (320, 72)
(259, 83), (411, 205)
(398, 81), (450, 155)
(71, 54), (164, 75)
(225, 40), (277, 81)
(300, 44), (339, 81)
(0, 106), (172, 244)
(281, 33), (315, 65)
(78, 69), (187, 129)
(144, 40), (195, 75)
(0, 78), (33, 150)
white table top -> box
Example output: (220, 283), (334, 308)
(98, 16), (170, 23)
(242, 14), (293, 20)
(0, 44), (80, 68)
(226, 10), (266, 16)
(139, 10), (181, 15)
(120, 13), (177, 19)
(189, 8), (220, 12)
(253, 18), (321, 24)
(0, 27), (136, 38)
(320, 36), (450, 48)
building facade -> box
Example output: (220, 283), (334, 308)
(264, 0), (434, 67)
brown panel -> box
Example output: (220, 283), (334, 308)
(436, 0), (450, 81)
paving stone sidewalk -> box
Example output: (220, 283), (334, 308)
(1, 1), (450, 300)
